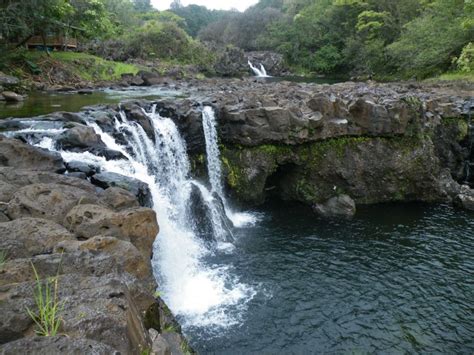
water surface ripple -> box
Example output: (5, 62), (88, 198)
(189, 202), (474, 354)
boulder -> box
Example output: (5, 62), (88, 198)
(64, 204), (158, 257)
(7, 183), (98, 224)
(313, 195), (356, 218)
(0, 72), (20, 86)
(0, 137), (64, 172)
(91, 172), (152, 207)
(0, 336), (118, 355)
(138, 70), (163, 86)
(1, 91), (23, 102)
(98, 187), (140, 211)
(56, 125), (102, 150)
(454, 186), (474, 211)
(0, 217), (75, 261)
(55, 236), (152, 280)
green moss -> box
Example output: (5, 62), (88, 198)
(221, 155), (242, 190)
(441, 117), (469, 141)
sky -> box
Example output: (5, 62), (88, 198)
(150, 0), (259, 12)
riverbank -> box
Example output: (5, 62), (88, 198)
(0, 136), (192, 354)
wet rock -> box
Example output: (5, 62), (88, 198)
(313, 194), (356, 218)
(7, 183), (98, 224)
(65, 160), (100, 176)
(64, 204), (158, 257)
(91, 172), (152, 207)
(454, 186), (474, 211)
(56, 125), (102, 149)
(0, 137), (64, 172)
(0, 217), (75, 259)
(1, 91), (23, 102)
(122, 104), (155, 140)
(0, 336), (118, 355)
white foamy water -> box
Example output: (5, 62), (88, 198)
(248, 60), (270, 77)
(202, 106), (261, 228)
(30, 106), (255, 329)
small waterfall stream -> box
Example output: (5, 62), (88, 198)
(248, 60), (270, 77)
(18, 104), (257, 330)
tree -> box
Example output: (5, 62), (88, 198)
(170, 0), (182, 10)
(133, 0), (152, 12)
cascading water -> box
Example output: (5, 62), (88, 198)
(248, 60), (270, 78)
(18, 105), (256, 330)
(202, 106), (260, 227)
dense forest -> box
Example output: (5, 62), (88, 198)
(0, 0), (473, 79)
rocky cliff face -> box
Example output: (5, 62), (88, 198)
(143, 80), (473, 211)
(0, 137), (191, 354)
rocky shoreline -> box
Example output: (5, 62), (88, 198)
(0, 137), (191, 354)
(0, 78), (473, 353)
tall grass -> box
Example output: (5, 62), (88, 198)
(26, 263), (63, 336)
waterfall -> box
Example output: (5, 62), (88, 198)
(18, 106), (256, 329)
(248, 60), (270, 78)
(202, 106), (260, 228)
(202, 106), (225, 197)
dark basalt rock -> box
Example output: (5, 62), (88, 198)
(313, 194), (356, 218)
(91, 172), (152, 207)
(56, 125), (102, 149)
(65, 160), (100, 176)
(187, 183), (233, 244)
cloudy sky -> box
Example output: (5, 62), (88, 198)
(150, 0), (258, 12)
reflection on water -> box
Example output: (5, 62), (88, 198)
(0, 86), (186, 119)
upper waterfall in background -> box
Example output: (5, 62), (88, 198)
(17, 104), (258, 330)
(248, 60), (270, 77)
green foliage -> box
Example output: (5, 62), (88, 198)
(454, 42), (474, 73)
(170, 4), (234, 37)
(122, 20), (214, 66)
(26, 262), (63, 337)
(0, 250), (7, 268)
(247, 0), (473, 79)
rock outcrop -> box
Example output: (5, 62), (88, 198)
(313, 195), (356, 218)
(0, 137), (190, 354)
